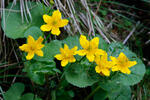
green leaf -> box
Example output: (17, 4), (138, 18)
(1, 2), (45, 39)
(96, 34), (109, 51)
(4, 83), (25, 100)
(94, 88), (108, 100)
(108, 42), (146, 86)
(24, 26), (43, 40)
(97, 79), (131, 100)
(34, 40), (62, 61)
(62, 35), (81, 49)
(20, 93), (34, 100)
(108, 85), (131, 100)
(65, 63), (98, 88)
(24, 61), (46, 85)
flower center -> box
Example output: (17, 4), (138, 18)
(52, 21), (57, 26)
(29, 46), (36, 51)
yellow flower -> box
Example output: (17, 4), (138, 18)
(40, 10), (69, 36)
(19, 35), (45, 60)
(76, 35), (106, 62)
(110, 52), (137, 74)
(95, 53), (112, 76)
(55, 44), (77, 67)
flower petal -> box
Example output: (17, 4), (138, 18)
(102, 68), (110, 76)
(128, 61), (137, 68)
(27, 35), (35, 44)
(86, 53), (95, 62)
(76, 50), (87, 56)
(36, 36), (44, 44)
(120, 68), (131, 74)
(51, 27), (61, 36)
(80, 35), (89, 49)
(59, 19), (69, 27)
(40, 24), (52, 31)
(71, 46), (78, 54)
(19, 44), (28, 51)
(90, 37), (99, 49)
(64, 44), (69, 50)
(26, 52), (34, 60)
(118, 52), (128, 61)
(95, 49), (106, 56)
(61, 59), (68, 67)
(55, 54), (63, 60)
(35, 50), (44, 57)
(43, 14), (52, 23)
(111, 65), (119, 72)
(52, 10), (61, 20)
(69, 57), (76, 63)
(95, 66), (101, 73)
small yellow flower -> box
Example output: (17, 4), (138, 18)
(40, 10), (69, 36)
(76, 35), (106, 62)
(19, 35), (45, 60)
(55, 44), (77, 67)
(95, 53), (112, 76)
(110, 52), (137, 74)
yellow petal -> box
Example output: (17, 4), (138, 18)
(110, 56), (117, 65)
(40, 24), (52, 31)
(61, 59), (68, 67)
(71, 46), (78, 54)
(95, 55), (100, 65)
(51, 27), (61, 36)
(55, 54), (63, 60)
(19, 44), (28, 51)
(36, 36), (44, 44)
(90, 37), (99, 49)
(111, 65), (119, 71)
(95, 66), (101, 73)
(27, 35), (35, 44)
(26, 52), (34, 60)
(59, 19), (69, 27)
(120, 68), (131, 74)
(69, 57), (76, 63)
(118, 52), (128, 61)
(80, 35), (89, 49)
(43, 14), (52, 23)
(64, 44), (69, 50)
(86, 53), (95, 62)
(102, 68), (110, 76)
(76, 50), (87, 56)
(52, 10), (61, 19)
(95, 49), (107, 56)
(35, 50), (43, 57)
(128, 61), (137, 68)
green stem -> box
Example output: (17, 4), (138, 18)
(84, 85), (101, 100)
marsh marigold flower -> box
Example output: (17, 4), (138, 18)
(55, 44), (77, 67)
(110, 52), (137, 74)
(40, 10), (69, 36)
(19, 35), (44, 60)
(95, 52), (112, 76)
(76, 35), (106, 62)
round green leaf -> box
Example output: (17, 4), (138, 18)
(108, 42), (146, 86)
(24, 26), (43, 40)
(1, 2), (45, 39)
(62, 35), (81, 49)
(65, 63), (98, 88)
(20, 93), (34, 100)
(4, 83), (25, 100)
(34, 40), (62, 61)
(24, 61), (45, 85)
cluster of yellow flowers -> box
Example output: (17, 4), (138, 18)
(55, 35), (137, 76)
(19, 10), (69, 60)
(19, 10), (137, 77)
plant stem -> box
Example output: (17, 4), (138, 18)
(84, 85), (101, 100)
